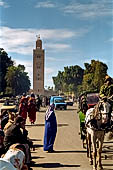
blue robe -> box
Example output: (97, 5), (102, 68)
(43, 111), (57, 151)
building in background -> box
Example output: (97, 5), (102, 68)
(33, 35), (44, 95)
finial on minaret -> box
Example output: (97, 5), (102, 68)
(36, 34), (40, 40)
(36, 34), (42, 49)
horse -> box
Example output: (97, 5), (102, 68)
(85, 100), (111, 170)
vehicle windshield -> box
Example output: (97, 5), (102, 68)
(54, 99), (65, 103)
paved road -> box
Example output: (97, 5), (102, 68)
(0, 102), (113, 170)
(24, 104), (113, 170)
(26, 104), (90, 170)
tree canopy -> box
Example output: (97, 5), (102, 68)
(0, 48), (31, 96)
(5, 65), (31, 96)
(78, 60), (108, 95)
(53, 60), (109, 97)
(53, 65), (84, 96)
(0, 48), (14, 94)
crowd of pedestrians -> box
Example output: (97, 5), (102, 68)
(0, 92), (56, 170)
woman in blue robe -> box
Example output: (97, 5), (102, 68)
(43, 103), (57, 152)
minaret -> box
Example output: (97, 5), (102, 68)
(33, 35), (44, 95)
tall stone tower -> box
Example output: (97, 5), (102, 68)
(33, 35), (44, 95)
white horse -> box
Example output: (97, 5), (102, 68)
(85, 101), (111, 170)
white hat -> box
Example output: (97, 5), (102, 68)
(0, 159), (16, 170)
(0, 149), (25, 170)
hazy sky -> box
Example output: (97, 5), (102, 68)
(0, 0), (113, 88)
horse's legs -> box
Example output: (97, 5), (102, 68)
(97, 133), (104, 170)
(86, 132), (93, 165)
(91, 133), (97, 170)
(89, 134), (93, 165)
(86, 132), (89, 158)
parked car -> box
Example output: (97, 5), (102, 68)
(50, 96), (67, 110)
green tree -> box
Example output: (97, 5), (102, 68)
(81, 60), (108, 93)
(53, 65), (84, 96)
(53, 71), (64, 92)
(5, 65), (31, 96)
(0, 48), (13, 94)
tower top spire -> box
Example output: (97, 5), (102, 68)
(36, 34), (40, 40)
(36, 34), (42, 49)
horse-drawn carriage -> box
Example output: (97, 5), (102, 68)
(79, 92), (113, 170)
(78, 92), (99, 147)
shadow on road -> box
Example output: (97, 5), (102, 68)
(26, 123), (69, 127)
(31, 162), (80, 168)
(103, 164), (113, 167)
(31, 156), (45, 159)
(49, 150), (86, 153)
(103, 169), (113, 170)
(33, 144), (43, 148)
(31, 139), (42, 141)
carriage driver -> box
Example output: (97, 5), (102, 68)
(99, 75), (113, 122)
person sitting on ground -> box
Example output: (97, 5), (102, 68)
(0, 143), (28, 170)
(0, 129), (5, 157)
(4, 111), (18, 134)
(0, 110), (9, 130)
(3, 115), (31, 166)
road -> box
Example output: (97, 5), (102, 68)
(26, 104), (89, 170)
(0, 101), (113, 170)
(20, 104), (113, 170)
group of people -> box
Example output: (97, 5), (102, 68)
(19, 93), (37, 124)
(0, 114), (32, 170)
(0, 92), (39, 170)
(0, 92), (58, 170)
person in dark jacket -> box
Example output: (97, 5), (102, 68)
(3, 115), (31, 167)
(4, 115), (27, 151)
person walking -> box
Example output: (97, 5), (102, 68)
(43, 103), (57, 152)
(19, 94), (28, 122)
(28, 93), (37, 124)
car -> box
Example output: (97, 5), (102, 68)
(50, 96), (67, 110)
(65, 100), (73, 106)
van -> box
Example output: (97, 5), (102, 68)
(50, 96), (67, 110)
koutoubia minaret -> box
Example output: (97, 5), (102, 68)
(33, 35), (45, 95)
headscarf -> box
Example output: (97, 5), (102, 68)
(0, 148), (25, 170)
(14, 115), (25, 125)
(45, 103), (55, 120)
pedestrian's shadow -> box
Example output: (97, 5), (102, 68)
(103, 163), (113, 170)
(31, 162), (80, 168)
(53, 150), (86, 153)
(31, 139), (42, 141)
(26, 123), (68, 127)
(33, 144), (43, 148)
